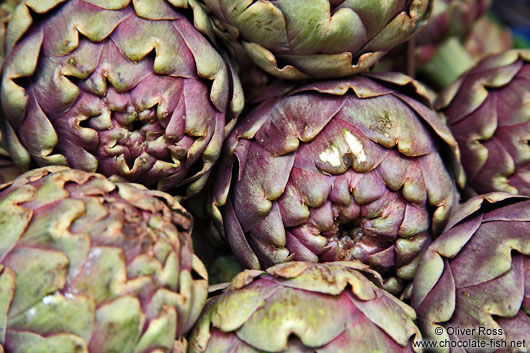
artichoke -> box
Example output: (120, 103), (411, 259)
(211, 72), (464, 295)
(1, 0), (244, 196)
(197, 0), (432, 80)
(189, 261), (422, 352)
(0, 166), (208, 352)
(436, 49), (530, 197)
(412, 192), (530, 351)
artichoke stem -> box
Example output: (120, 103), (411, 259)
(420, 37), (476, 89)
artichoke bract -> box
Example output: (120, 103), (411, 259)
(412, 193), (530, 351)
(197, 0), (432, 80)
(211, 72), (464, 295)
(0, 166), (208, 353)
(436, 50), (530, 197)
(1, 0), (244, 196)
(188, 261), (422, 352)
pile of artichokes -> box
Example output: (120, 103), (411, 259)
(0, 0), (528, 352)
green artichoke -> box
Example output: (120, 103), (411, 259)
(1, 0), (244, 196)
(436, 49), (530, 197)
(211, 72), (464, 295)
(0, 166), (208, 353)
(189, 261), (422, 352)
(412, 192), (530, 351)
(197, 0), (432, 80)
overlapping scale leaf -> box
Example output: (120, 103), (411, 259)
(211, 72), (464, 295)
(188, 262), (421, 353)
(196, 0), (432, 79)
(0, 166), (208, 353)
(412, 193), (530, 351)
(436, 49), (530, 197)
(1, 0), (244, 196)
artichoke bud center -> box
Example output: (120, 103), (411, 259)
(322, 220), (389, 263)
(84, 97), (177, 169)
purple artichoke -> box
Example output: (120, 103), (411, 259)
(436, 49), (530, 197)
(0, 166), (208, 352)
(197, 0), (432, 80)
(189, 261), (422, 352)
(1, 0), (244, 195)
(211, 72), (464, 295)
(412, 192), (530, 351)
